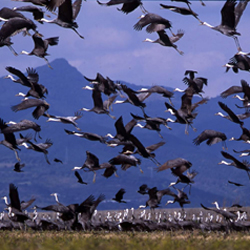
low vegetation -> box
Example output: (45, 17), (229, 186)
(1, 231), (250, 250)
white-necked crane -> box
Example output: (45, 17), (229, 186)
(165, 101), (197, 135)
(65, 129), (107, 144)
(20, 34), (59, 68)
(131, 112), (171, 138)
(139, 187), (170, 210)
(80, 86), (116, 119)
(22, 137), (53, 164)
(0, 118), (21, 161)
(0, 17), (42, 41)
(219, 151), (250, 180)
(72, 151), (102, 183)
(40, 0), (84, 39)
(2, 119), (41, 142)
(44, 112), (82, 130)
(217, 101), (244, 127)
(169, 169), (198, 195)
(229, 126), (250, 143)
(109, 153), (142, 172)
(224, 53), (250, 73)
(200, 0), (249, 51)
(165, 187), (190, 210)
(137, 85), (174, 105)
(5, 66), (48, 99)
(143, 29), (184, 55)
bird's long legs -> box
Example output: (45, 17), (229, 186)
(72, 28), (84, 39)
(8, 45), (18, 56)
(234, 36), (242, 52)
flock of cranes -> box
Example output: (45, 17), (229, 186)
(0, 0), (250, 232)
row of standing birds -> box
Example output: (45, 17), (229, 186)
(0, 183), (249, 232)
(1, 0), (250, 227)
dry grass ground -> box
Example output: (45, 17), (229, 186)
(1, 230), (250, 250)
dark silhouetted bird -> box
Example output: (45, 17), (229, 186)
(112, 188), (126, 203)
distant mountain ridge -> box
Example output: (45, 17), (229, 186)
(0, 58), (249, 211)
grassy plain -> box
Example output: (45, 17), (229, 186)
(1, 231), (250, 250)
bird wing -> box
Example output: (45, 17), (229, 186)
(47, 0), (66, 12)
(169, 29), (185, 43)
(155, 158), (191, 172)
(206, 137), (223, 146)
(58, 0), (73, 23)
(5, 66), (32, 87)
(14, 5), (44, 21)
(32, 105), (48, 119)
(92, 88), (104, 109)
(241, 79), (250, 100)
(146, 141), (165, 153)
(165, 101), (178, 114)
(26, 67), (39, 84)
(218, 101), (243, 125)
(157, 30), (172, 45)
(85, 151), (100, 168)
(228, 180), (244, 186)
(0, 17), (36, 40)
(221, 150), (238, 162)
(21, 197), (36, 210)
(9, 183), (21, 211)
(44, 36), (59, 47)
(114, 116), (128, 140)
(128, 134), (149, 158)
(234, 0), (249, 27)
(12, 99), (45, 112)
(32, 33), (46, 51)
(193, 130), (211, 145)
(156, 188), (172, 202)
(220, 0), (236, 28)
(72, 0), (82, 20)
(130, 112), (145, 121)
(220, 85), (243, 98)
(221, 151), (249, 170)
(119, 1), (141, 14)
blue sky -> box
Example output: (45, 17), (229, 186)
(1, 1), (250, 97)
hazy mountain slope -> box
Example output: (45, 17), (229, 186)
(0, 58), (249, 211)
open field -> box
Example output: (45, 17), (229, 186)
(1, 231), (250, 250)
